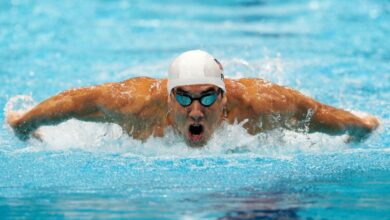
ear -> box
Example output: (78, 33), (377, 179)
(221, 93), (227, 106)
(167, 93), (172, 108)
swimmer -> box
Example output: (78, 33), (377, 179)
(6, 50), (379, 147)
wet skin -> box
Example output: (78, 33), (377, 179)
(6, 77), (379, 146)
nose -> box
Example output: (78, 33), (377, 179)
(188, 101), (204, 122)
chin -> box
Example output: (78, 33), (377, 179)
(186, 139), (207, 148)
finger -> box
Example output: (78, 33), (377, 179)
(32, 130), (43, 142)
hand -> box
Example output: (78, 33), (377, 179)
(344, 114), (380, 143)
(32, 130), (43, 142)
(361, 115), (380, 131)
(6, 110), (31, 141)
(6, 110), (23, 128)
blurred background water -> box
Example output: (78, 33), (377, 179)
(0, 0), (389, 219)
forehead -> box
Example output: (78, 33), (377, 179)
(174, 84), (219, 93)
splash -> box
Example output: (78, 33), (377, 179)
(3, 54), (378, 158)
(3, 94), (350, 158)
(223, 51), (287, 85)
(4, 95), (36, 115)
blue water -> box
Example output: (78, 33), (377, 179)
(1, 0), (389, 219)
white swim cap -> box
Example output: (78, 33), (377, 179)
(167, 50), (225, 93)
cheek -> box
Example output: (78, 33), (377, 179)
(172, 107), (187, 125)
(205, 105), (223, 123)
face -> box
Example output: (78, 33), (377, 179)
(168, 84), (227, 147)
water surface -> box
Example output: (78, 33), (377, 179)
(0, 0), (389, 219)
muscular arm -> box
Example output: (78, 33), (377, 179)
(7, 84), (115, 140)
(308, 102), (379, 140)
(225, 78), (379, 140)
(7, 77), (168, 141)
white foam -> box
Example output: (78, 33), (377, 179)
(3, 55), (367, 158)
(4, 95), (35, 116)
(222, 52), (288, 85)
(11, 117), (348, 159)
(3, 73), (352, 159)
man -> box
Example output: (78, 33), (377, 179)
(7, 50), (379, 147)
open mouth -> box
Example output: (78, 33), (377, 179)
(188, 124), (204, 142)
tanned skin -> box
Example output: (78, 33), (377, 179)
(6, 77), (379, 147)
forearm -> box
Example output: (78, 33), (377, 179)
(234, 78), (379, 140)
(8, 77), (162, 141)
(279, 86), (379, 138)
(12, 88), (100, 139)
(308, 104), (378, 139)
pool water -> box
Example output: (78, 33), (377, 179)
(1, 0), (389, 219)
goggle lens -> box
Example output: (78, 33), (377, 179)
(175, 90), (220, 107)
(176, 94), (192, 106)
(200, 93), (218, 107)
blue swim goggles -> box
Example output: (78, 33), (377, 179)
(174, 89), (222, 107)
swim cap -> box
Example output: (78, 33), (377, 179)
(167, 50), (225, 93)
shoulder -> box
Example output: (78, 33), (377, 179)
(224, 78), (301, 114)
(225, 78), (273, 103)
(225, 77), (286, 94)
(105, 77), (168, 99)
(96, 77), (168, 113)
(225, 77), (269, 91)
